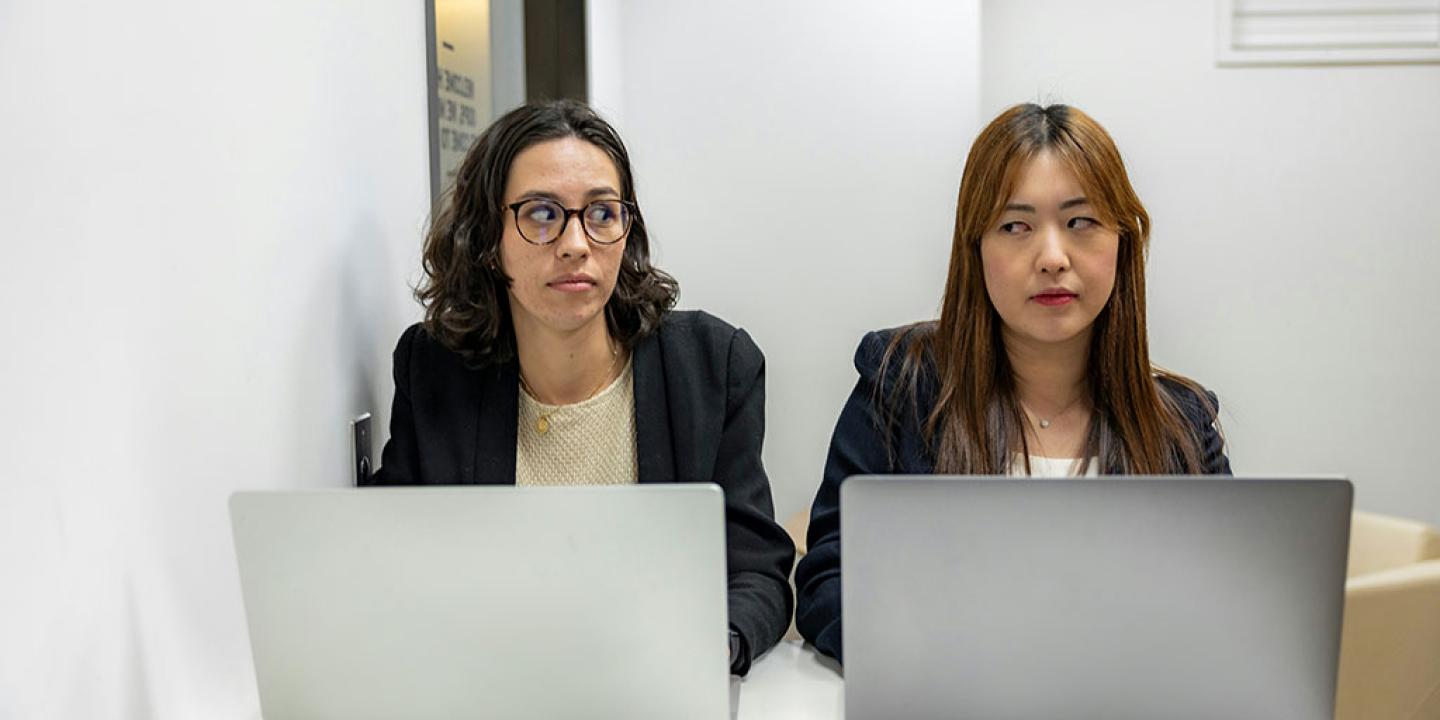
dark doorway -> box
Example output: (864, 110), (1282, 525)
(524, 0), (587, 102)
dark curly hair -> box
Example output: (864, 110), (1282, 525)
(417, 99), (679, 367)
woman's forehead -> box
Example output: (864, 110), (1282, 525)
(1004, 151), (1087, 204)
(506, 137), (621, 197)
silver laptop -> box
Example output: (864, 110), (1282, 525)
(841, 476), (1352, 720)
(230, 485), (731, 720)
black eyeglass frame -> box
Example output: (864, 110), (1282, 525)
(504, 198), (638, 246)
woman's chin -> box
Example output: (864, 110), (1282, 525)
(1008, 322), (1093, 348)
(537, 307), (608, 335)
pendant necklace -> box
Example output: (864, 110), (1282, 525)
(519, 342), (621, 435)
(1022, 394), (1085, 431)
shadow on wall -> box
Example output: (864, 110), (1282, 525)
(291, 211), (397, 489)
(120, 575), (157, 718)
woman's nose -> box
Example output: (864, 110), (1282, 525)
(554, 213), (590, 259)
(1035, 225), (1070, 274)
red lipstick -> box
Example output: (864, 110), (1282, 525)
(1032, 288), (1077, 307)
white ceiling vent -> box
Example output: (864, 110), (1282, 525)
(1218, 0), (1440, 65)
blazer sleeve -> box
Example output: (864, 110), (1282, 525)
(1196, 389), (1232, 476)
(793, 331), (897, 665)
(365, 324), (421, 487)
(716, 328), (797, 675)
(1160, 377), (1233, 477)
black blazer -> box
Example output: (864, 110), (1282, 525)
(366, 310), (795, 675)
(793, 327), (1233, 664)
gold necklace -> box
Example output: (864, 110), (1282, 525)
(519, 342), (622, 435)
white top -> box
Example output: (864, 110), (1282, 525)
(1008, 454), (1101, 478)
(516, 359), (638, 486)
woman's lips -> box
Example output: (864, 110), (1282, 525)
(548, 274), (596, 293)
(548, 280), (595, 293)
(1032, 292), (1077, 307)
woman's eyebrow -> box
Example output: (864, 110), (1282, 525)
(513, 187), (620, 202)
(1005, 197), (1090, 213)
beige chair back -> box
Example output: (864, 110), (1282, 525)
(1336, 511), (1440, 720)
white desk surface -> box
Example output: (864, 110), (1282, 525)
(734, 640), (844, 720)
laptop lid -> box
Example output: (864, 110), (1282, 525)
(230, 485), (730, 720)
(841, 476), (1352, 720)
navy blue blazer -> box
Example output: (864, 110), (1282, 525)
(793, 327), (1233, 664)
(366, 310), (796, 675)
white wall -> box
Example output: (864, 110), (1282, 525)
(0, 0), (429, 716)
(982, 0), (1440, 524)
(587, 0), (983, 519)
(586, 0), (626, 126)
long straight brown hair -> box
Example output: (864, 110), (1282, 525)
(882, 103), (1214, 474)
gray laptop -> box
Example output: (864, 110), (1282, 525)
(841, 476), (1352, 720)
(230, 485), (731, 720)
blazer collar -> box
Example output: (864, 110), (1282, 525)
(632, 331), (676, 484)
(472, 361), (519, 485)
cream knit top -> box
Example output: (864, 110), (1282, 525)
(515, 359), (638, 486)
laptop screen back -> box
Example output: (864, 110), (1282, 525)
(841, 476), (1351, 720)
(231, 485), (730, 720)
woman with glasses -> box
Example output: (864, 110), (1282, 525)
(367, 99), (794, 675)
(793, 103), (1232, 664)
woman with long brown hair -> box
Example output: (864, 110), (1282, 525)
(366, 99), (794, 675)
(793, 103), (1231, 664)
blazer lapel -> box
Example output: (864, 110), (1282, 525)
(632, 333), (676, 484)
(472, 361), (519, 485)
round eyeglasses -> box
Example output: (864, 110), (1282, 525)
(506, 198), (636, 246)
